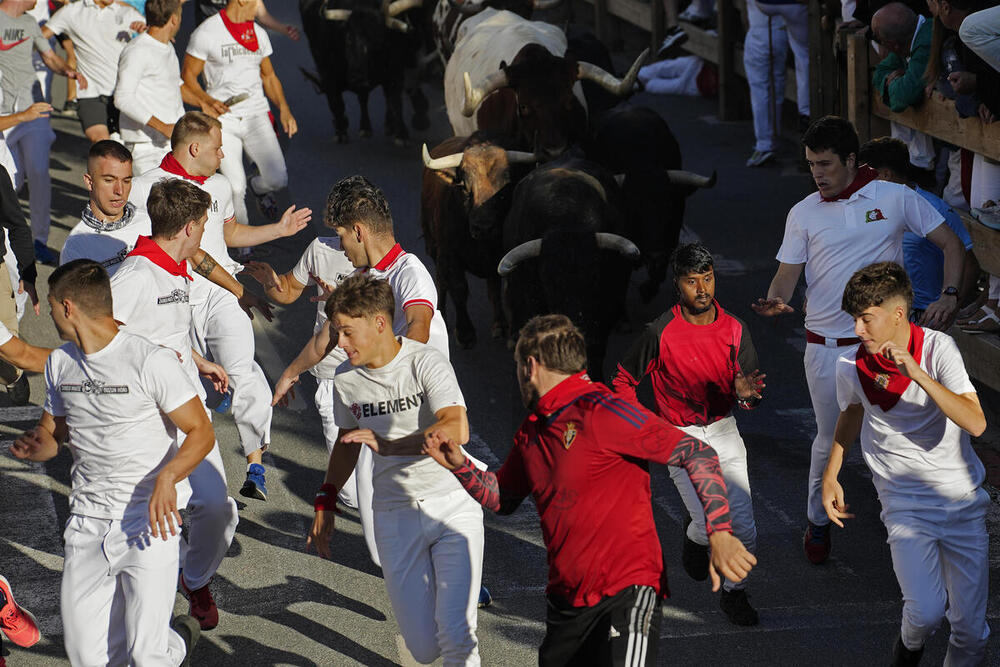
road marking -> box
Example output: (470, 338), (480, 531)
(251, 315), (307, 412)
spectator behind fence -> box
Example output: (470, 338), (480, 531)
(859, 137), (979, 325)
(871, 3), (938, 185)
(958, 3), (1000, 73)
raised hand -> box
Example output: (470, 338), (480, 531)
(276, 205), (310, 236)
(241, 261), (281, 292)
(751, 297), (794, 317)
(734, 370), (766, 400)
(876, 340), (921, 379)
(422, 429), (465, 470)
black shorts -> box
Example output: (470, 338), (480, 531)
(539, 585), (661, 667)
(77, 96), (120, 134)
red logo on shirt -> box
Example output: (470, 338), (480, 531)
(0, 37), (28, 51)
(563, 422), (578, 449)
(865, 208), (886, 223)
(350, 402), (362, 420)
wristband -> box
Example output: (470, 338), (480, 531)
(313, 483), (341, 514)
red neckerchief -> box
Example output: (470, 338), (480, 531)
(535, 371), (594, 416)
(372, 243), (404, 271)
(127, 236), (193, 281)
(821, 165), (878, 202)
(159, 153), (208, 186)
(219, 9), (258, 52)
(855, 323), (924, 411)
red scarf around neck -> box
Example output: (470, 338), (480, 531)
(127, 236), (193, 281)
(220, 9), (259, 51)
(855, 323), (924, 411)
(159, 153), (208, 185)
(822, 165), (878, 202)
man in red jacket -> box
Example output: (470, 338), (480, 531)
(423, 314), (756, 666)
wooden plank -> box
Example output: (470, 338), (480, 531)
(716, 0), (740, 120)
(593, 0), (610, 44)
(872, 94), (1000, 162)
(604, 0), (651, 31)
(962, 212), (1000, 277)
(649, 0), (665, 55)
(845, 31), (870, 142)
(950, 326), (1000, 391)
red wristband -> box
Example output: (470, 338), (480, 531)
(314, 483), (341, 514)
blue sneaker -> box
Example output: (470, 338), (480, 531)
(240, 463), (267, 501)
(33, 240), (55, 265)
(478, 584), (493, 608)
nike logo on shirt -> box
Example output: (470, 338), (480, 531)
(0, 37), (28, 50)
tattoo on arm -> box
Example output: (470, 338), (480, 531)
(451, 456), (523, 514)
(666, 436), (733, 535)
(193, 254), (217, 278)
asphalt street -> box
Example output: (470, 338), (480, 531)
(1, 2), (999, 665)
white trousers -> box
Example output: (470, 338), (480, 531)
(638, 56), (704, 97)
(669, 415), (757, 591)
(375, 488), (484, 666)
(885, 488), (990, 665)
(128, 141), (170, 178)
(219, 112), (288, 225)
(943, 149), (968, 211)
(959, 6), (1000, 73)
(804, 342), (845, 526)
(190, 284), (273, 456)
(970, 152), (1000, 209)
(744, 0), (810, 152)
(891, 123), (935, 170)
(4, 117), (55, 243)
(61, 515), (188, 667)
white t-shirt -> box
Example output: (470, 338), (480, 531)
(776, 180), (944, 338)
(290, 236), (355, 379)
(333, 337), (467, 510)
(110, 254), (195, 373)
(60, 215), (150, 276)
(366, 245), (450, 358)
(186, 14), (273, 116)
(0, 319), (12, 346)
(129, 166), (239, 304)
(835, 329), (984, 512)
(115, 32), (184, 146)
(44, 331), (197, 524)
(44, 0), (143, 98)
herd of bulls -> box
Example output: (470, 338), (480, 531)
(297, 0), (717, 378)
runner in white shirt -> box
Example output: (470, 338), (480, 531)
(11, 259), (211, 666)
(752, 116), (965, 565)
(128, 111), (308, 501)
(109, 178), (239, 634)
(41, 0), (144, 143)
(309, 274), (484, 667)
(822, 261), (989, 666)
(182, 0), (297, 226)
(114, 0), (188, 175)
(0, 317), (49, 372)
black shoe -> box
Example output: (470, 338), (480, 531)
(719, 589), (759, 626)
(890, 635), (924, 666)
(681, 518), (709, 581)
(171, 614), (200, 667)
(5, 374), (28, 406)
(656, 26), (689, 60)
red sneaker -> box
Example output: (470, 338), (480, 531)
(803, 522), (831, 564)
(181, 577), (219, 630)
(0, 575), (40, 647)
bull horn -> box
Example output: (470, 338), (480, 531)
(505, 150), (538, 164)
(497, 239), (542, 276)
(666, 169), (717, 188)
(462, 69), (509, 117)
(422, 144), (464, 170)
(576, 47), (650, 96)
(323, 7), (351, 19)
(595, 232), (640, 259)
(385, 16), (411, 31)
(532, 0), (562, 8)
(386, 0), (421, 16)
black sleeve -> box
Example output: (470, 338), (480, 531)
(611, 311), (671, 403)
(733, 316), (759, 375)
(0, 166), (36, 284)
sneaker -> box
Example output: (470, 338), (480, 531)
(171, 614), (201, 667)
(33, 240), (55, 266)
(719, 589), (759, 626)
(681, 518), (709, 581)
(240, 463), (267, 501)
(972, 205), (1000, 231)
(678, 4), (714, 27)
(803, 522), (831, 564)
(5, 373), (28, 407)
(478, 584), (493, 608)
(746, 149), (776, 168)
(181, 577), (219, 631)
(656, 26), (689, 59)
(890, 635), (924, 667)
(0, 575), (40, 648)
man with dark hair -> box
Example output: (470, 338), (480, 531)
(109, 179), (239, 634)
(308, 273), (485, 666)
(753, 115), (965, 565)
(11, 258), (211, 666)
(823, 261), (989, 666)
(424, 313), (756, 666)
(859, 137), (978, 323)
(613, 243), (765, 626)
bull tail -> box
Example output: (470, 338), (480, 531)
(300, 67), (325, 95)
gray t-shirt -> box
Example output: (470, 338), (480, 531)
(0, 12), (51, 113)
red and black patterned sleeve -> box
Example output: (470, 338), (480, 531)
(451, 438), (531, 515)
(612, 312), (670, 403)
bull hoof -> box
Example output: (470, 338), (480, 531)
(359, 129), (372, 139)
(411, 112), (430, 131)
